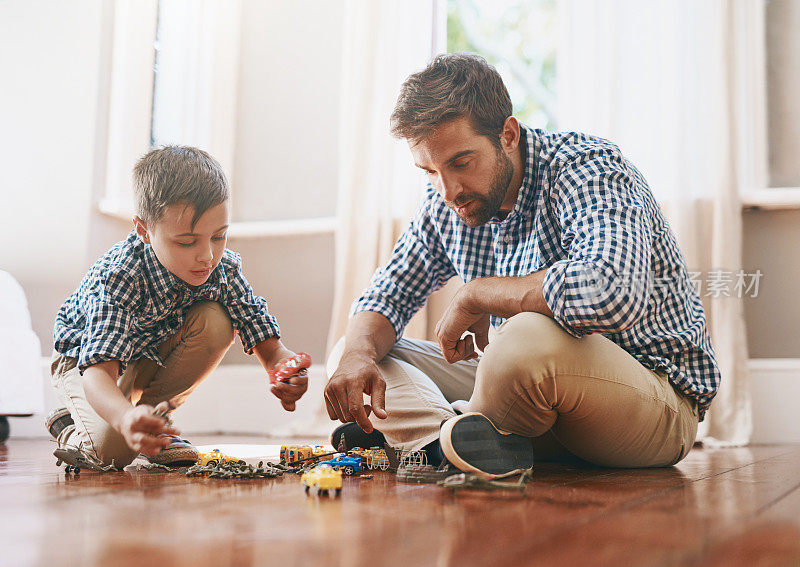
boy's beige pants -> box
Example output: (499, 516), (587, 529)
(328, 312), (699, 468)
(50, 301), (234, 467)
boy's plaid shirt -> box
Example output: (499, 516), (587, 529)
(54, 231), (280, 374)
(352, 125), (721, 419)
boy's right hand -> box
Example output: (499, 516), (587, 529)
(118, 401), (180, 456)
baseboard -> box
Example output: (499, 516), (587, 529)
(749, 358), (800, 444)
(10, 357), (797, 444)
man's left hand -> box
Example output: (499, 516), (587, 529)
(435, 284), (490, 363)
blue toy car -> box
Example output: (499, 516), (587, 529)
(317, 455), (363, 476)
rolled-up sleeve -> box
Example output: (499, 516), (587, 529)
(543, 158), (652, 337)
(223, 256), (280, 353)
(351, 205), (457, 339)
(78, 298), (135, 374)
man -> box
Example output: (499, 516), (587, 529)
(325, 53), (720, 478)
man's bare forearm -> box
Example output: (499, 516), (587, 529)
(343, 311), (398, 363)
(464, 270), (554, 319)
(82, 360), (131, 431)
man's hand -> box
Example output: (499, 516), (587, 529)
(324, 352), (387, 433)
(118, 401), (179, 456)
(435, 284), (490, 363)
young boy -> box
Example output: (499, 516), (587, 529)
(46, 146), (308, 468)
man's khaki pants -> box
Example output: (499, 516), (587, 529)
(328, 312), (699, 468)
(51, 301), (234, 467)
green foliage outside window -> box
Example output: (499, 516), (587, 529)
(447, 0), (558, 130)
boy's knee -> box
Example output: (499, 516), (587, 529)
(93, 436), (138, 469)
(184, 301), (235, 352)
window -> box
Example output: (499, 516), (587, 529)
(765, 0), (800, 189)
(100, 0), (339, 236)
(446, 0), (558, 130)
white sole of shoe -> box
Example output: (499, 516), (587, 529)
(440, 412), (533, 480)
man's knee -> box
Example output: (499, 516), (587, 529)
(481, 312), (576, 386)
(184, 301), (235, 353)
(326, 336), (346, 378)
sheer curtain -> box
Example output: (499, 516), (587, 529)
(326, 0), (446, 353)
(558, 0), (767, 445)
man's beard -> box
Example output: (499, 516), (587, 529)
(450, 148), (514, 228)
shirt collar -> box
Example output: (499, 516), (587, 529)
(141, 241), (182, 296)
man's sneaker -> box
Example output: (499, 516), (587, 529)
(45, 408), (73, 439)
(145, 435), (199, 467)
(439, 412), (534, 480)
(330, 422), (386, 452)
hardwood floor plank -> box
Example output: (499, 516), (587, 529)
(3, 439), (800, 567)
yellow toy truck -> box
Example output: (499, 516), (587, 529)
(280, 444), (335, 465)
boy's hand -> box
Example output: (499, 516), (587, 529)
(270, 366), (309, 411)
(268, 350), (310, 412)
(118, 401), (180, 455)
(253, 339), (311, 412)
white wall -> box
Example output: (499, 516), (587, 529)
(0, 0), (105, 350)
(232, 0), (343, 223)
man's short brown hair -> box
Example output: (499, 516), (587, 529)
(132, 145), (229, 228)
(390, 52), (512, 146)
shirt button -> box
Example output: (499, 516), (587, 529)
(504, 235), (512, 243)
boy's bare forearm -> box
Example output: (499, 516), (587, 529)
(342, 311), (397, 364)
(82, 360), (130, 431)
(253, 336), (294, 371)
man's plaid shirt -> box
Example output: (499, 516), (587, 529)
(54, 231), (280, 374)
(352, 124), (721, 419)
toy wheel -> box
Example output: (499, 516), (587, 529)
(343, 465), (355, 476)
(207, 460), (218, 467)
(73, 468), (80, 475)
(0, 416), (9, 443)
(304, 485), (310, 494)
(335, 488), (341, 497)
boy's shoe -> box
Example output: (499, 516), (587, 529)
(330, 422), (386, 452)
(439, 412), (534, 480)
(145, 435), (199, 467)
(45, 407), (74, 439)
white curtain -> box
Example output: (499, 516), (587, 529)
(558, 0), (767, 445)
(279, 0), (444, 437)
(326, 0), (446, 352)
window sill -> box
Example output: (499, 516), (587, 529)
(742, 188), (800, 210)
(98, 200), (337, 238)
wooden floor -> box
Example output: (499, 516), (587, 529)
(2, 437), (800, 567)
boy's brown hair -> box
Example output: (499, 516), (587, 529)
(133, 146), (229, 228)
(390, 52), (512, 147)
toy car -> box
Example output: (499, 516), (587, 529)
(301, 465), (342, 496)
(317, 455), (363, 476)
(198, 449), (246, 467)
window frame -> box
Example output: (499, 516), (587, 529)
(96, 0), (337, 237)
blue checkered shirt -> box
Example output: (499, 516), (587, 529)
(352, 125), (721, 419)
(54, 230), (280, 374)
